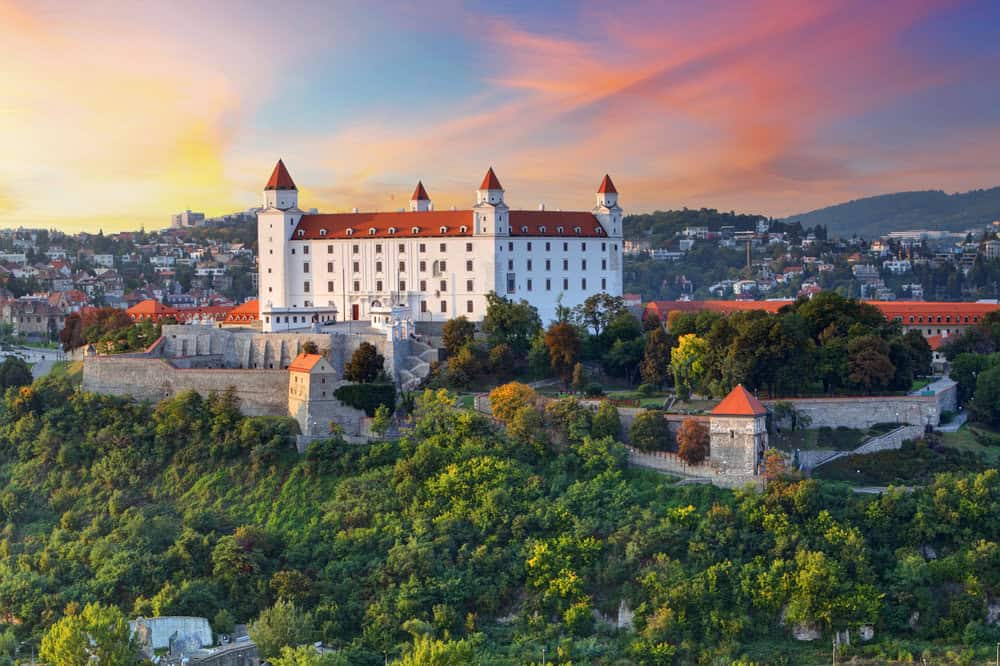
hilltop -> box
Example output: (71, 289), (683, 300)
(782, 187), (1000, 239)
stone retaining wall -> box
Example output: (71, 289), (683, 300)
(627, 447), (763, 490)
(764, 396), (940, 429)
(83, 356), (289, 416)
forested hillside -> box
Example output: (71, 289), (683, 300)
(2, 370), (1000, 663)
(783, 187), (1000, 238)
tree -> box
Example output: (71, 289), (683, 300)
(971, 364), (1000, 427)
(40, 602), (135, 666)
(301, 341), (319, 355)
(573, 293), (627, 337)
(591, 401), (621, 440)
(370, 403), (393, 438)
(676, 418), (709, 464)
(763, 448), (789, 481)
(545, 322), (581, 385)
(628, 410), (673, 452)
(670, 334), (708, 400)
(642, 311), (662, 332)
(396, 635), (479, 665)
(482, 292), (541, 358)
(487, 343), (514, 379)
(249, 600), (314, 660)
(488, 382), (538, 423)
(640, 328), (672, 388)
(571, 362), (587, 393)
(445, 345), (480, 387)
(847, 335), (894, 394)
(442, 317), (476, 357)
(271, 645), (347, 666)
(344, 342), (384, 383)
(0, 356), (33, 391)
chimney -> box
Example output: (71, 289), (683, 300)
(538, 203), (545, 211)
(352, 207), (359, 214)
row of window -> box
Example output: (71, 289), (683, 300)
(507, 276), (606, 293)
(297, 259), (475, 274)
(897, 314), (982, 324)
(418, 300), (474, 314)
(507, 258), (607, 271)
(297, 279), (475, 294)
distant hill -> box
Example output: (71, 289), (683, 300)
(782, 187), (1000, 239)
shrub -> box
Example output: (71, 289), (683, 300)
(638, 383), (657, 397)
(591, 401), (621, 440)
(489, 382), (538, 423)
(344, 342), (384, 383)
(628, 410), (673, 452)
(584, 383), (604, 397)
(333, 384), (395, 416)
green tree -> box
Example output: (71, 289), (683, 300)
(0, 356), (33, 391)
(370, 403), (393, 438)
(40, 603), (136, 666)
(571, 362), (587, 393)
(301, 341), (319, 355)
(271, 645), (348, 665)
(249, 600), (314, 660)
(971, 364), (1000, 427)
(640, 327), (672, 388)
(442, 317), (476, 357)
(488, 382), (537, 423)
(628, 410), (673, 452)
(395, 634), (480, 665)
(847, 335), (895, 394)
(573, 293), (627, 337)
(482, 292), (541, 358)
(591, 401), (621, 440)
(344, 342), (385, 383)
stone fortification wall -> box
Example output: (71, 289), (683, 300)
(83, 356), (289, 416)
(765, 396), (940, 429)
(130, 616), (212, 651)
(807, 424), (925, 472)
(627, 447), (763, 490)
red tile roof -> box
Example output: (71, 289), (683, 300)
(291, 210), (607, 240)
(645, 299), (1000, 325)
(223, 299), (259, 323)
(288, 353), (325, 373)
(265, 159), (297, 191)
(926, 335), (944, 351)
(597, 174), (617, 194)
(128, 299), (179, 319)
(479, 167), (503, 190)
(712, 384), (767, 416)
(411, 181), (430, 201)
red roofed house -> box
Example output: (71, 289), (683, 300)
(709, 384), (769, 478)
(257, 161), (624, 331)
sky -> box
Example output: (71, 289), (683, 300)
(1, 0), (999, 232)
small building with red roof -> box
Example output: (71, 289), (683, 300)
(709, 384), (769, 477)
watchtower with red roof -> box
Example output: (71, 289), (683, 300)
(409, 181), (432, 213)
(287, 352), (341, 437)
(709, 384), (769, 477)
(473, 167), (509, 237)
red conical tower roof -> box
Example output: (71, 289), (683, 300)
(711, 384), (767, 416)
(479, 167), (503, 191)
(411, 181), (430, 201)
(597, 174), (617, 194)
(265, 159), (297, 191)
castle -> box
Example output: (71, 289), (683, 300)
(82, 162), (626, 447)
(258, 160), (624, 329)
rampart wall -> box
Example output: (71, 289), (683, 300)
(764, 395), (941, 428)
(83, 356), (289, 416)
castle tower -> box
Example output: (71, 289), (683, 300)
(287, 352), (340, 443)
(258, 159), (303, 332)
(473, 167), (509, 237)
(593, 174), (624, 295)
(410, 181), (431, 212)
(264, 159), (298, 210)
(709, 384), (768, 477)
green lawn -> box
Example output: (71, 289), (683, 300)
(773, 425), (891, 452)
(46, 360), (83, 385)
(939, 423), (1000, 465)
(813, 437), (985, 485)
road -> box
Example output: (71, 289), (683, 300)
(0, 346), (65, 379)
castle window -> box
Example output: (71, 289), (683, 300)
(601, 278), (606, 290)
(420, 260), (426, 271)
(602, 242), (606, 251)
(563, 242), (568, 251)
(399, 261), (405, 272)
(539, 226), (546, 234)
(412, 227), (420, 234)
(582, 242), (587, 251)
(460, 226), (468, 233)
(440, 300), (447, 313)
(388, 227), (397, 234)
(346, 228), (354, 236)
(399, 243), (405, 252)
(581, 278), (587, 289)
(601, 259), (607, 270)
(527, 279), (533, 291)
(439, 226), (447, 234)
(466, 260), (473, 271)
(352, 244), (359, 254)
(327, 281), (334, 291)
(304, 245), (309, 254)
(327, 262), (333, 272)
(376, 280), (383, 292)
(562, 259), (568, 270)
(327, 244), (333, 253)
(557, 226), (564, 234)
(368, 228), (376, 235)
(508, 259), (514, 270)
(467, 300), (473, 313)
(353, 261), (359, 272)
(303, 281), (310, 292)
(320, 229), (327, 236)
(291, 249), (296, 255)
(419, 243), (426, 252)
(439, 260), (446, 271)
(545, 278), (551, 291)
(574, 226), (582, 234)
(353, 280), (360, 291)
(297, 230), (304, 237)
(303, 262), (310, 273)
(440, 243), (446, 252)
(527, 259), (533, 271)
(521, 225), (528, 233)
(563, 278), (569, 290)
(440, 280), (447, 292)
(466, 242), (472, 251)
(545, 259), (551, 270)
(421, 300), (428, 312)
(375, 244), (382, 253)
(581, 259), (587, 270)
(466, 279), (473, 291)
(508, 241), (513, 251)
(375, 261), (382, 272)
(420, 280), (426, 291)
(399, 280), (406, 291)
(527, 242), (532, 251)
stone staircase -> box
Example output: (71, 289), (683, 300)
(398, 339), (438, 391)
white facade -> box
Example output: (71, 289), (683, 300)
(257, 163), (623, 332)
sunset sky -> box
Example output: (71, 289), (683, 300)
(2, 0), (999, 232)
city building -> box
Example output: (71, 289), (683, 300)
(257, 161), (623, 332)
(172, 210), (206, 228)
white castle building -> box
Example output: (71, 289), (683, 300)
(257, 160), (623, 332)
